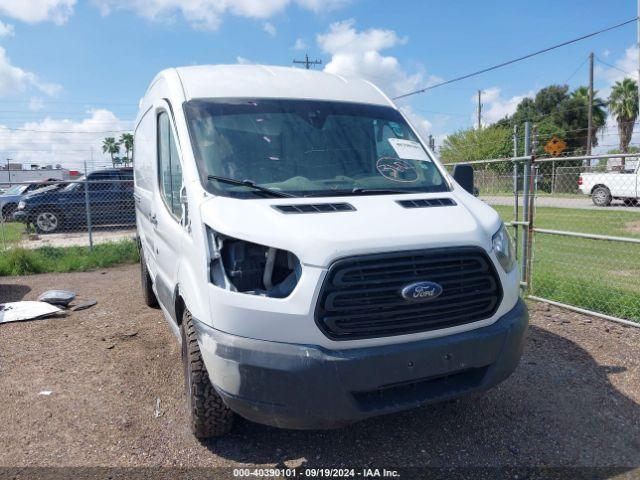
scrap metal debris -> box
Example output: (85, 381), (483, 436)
(0, 301), (62, 324)
(37, 290), (76, 307)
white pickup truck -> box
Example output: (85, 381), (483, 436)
(578, 164), (639, 206)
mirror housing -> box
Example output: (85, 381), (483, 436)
(453, 164), (475, 195)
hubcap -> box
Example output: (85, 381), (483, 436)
(36, 212), (58, 232)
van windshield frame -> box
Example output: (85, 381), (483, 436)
(183, 98), (450, 199)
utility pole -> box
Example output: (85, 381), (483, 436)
(587, 52), (594, 156)
(477, 90), (482, 129)
(6, 158), (12, 187)
(428, 134), (435, 151)
(293, 53), (322, 70)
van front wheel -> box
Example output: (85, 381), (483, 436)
(181, 310), (234, 438)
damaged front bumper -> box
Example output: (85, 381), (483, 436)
(193, 299), (528, 429)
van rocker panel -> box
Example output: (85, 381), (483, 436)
(193, 299), (528, 429)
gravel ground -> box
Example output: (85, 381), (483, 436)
(0, 265), (639, 474)
(12, 227), (136, 249)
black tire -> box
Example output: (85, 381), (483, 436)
(139, 249), (159, 308)
(591, 186), (612, 207)
(181, 310), (234, 438)
(33, 209), (62, 233)
(1, 203), (16, 222)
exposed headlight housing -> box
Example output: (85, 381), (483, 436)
(492, 223), (516, 273)
(17, 201), (26, 210)
(206, 227), (301, 298)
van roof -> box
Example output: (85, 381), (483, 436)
(172, 65), (393, 107)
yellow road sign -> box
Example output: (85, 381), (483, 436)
(544, 136), (567, 157)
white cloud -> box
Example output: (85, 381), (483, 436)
(317, 19), (437, 98)
(293, 38), (307, 51)
(0, 0), (76, 25)
(94, 0), (349, 30)
(597, 45), (638, 90)
(0, 47), (62, 97)
(474, 87), (534, 125)
(295, 0), (350, 12)
(263, 21), (276, 37)
(399, 105), (432, 139)
(0, 109), (133, 170)
(0, 20), (14, 37)
(235, 56), (253, 64)
(28, 97), (45, 111)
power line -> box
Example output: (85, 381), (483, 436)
(393, 17), (637, 100)
(0, 127), (131, 133)
(595, 56), (635, 76)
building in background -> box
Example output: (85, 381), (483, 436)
(0, 163), (78, 187)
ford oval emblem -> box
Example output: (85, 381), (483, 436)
(401, 281), (443, 302)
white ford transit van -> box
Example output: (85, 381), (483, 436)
(134, 65), (528, 438)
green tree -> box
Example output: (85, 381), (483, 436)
(608, 78), (639, 168)
(102, 137), (121, 168)
(440, 125), (512, 172)
(119, 133), (134, 166)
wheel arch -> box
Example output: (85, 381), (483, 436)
(590, 184), (610, 194)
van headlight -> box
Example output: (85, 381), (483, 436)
(492, 223), (516, 273)
(17, 201), (26, 210)
(206, 227), (301, 298)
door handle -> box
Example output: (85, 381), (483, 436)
(149, 213), (158, 226)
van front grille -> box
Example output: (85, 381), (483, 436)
(315, 247), (503, 340)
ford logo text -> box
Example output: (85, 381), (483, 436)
(401, 281), (443, 302)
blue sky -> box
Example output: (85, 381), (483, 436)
(0, 0), (637, 169)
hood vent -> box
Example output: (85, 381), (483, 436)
(273, 203), (356, 214)
(397, 198), (457, 209)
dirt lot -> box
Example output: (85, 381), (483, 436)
(0, 265), (639, 474)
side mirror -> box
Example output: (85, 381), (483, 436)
(453, 164), (475, 195)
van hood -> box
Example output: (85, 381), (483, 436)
(200, 190), (502, 267)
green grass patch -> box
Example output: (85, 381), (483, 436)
(492, 204), (640, 321)
(0, 240), (139, 276)
(492, 205), (640, 239)
(0, 222), (26, 244)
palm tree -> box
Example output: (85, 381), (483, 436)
(608, 78), (639, 169)
(102, 137), (120, 168)
(119, 133), (134, 166)
(571, 86), (607, 150)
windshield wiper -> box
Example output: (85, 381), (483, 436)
(207, 175), (295, 198)
(350, 188), (408, 195)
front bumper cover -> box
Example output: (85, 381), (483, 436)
(194, 299), (528, 429)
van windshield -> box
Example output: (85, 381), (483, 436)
(184, 99), (448, 198)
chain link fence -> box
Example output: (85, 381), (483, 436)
(2, 157), (639, 325)
(0, 171), (136, 253)
(450, 151), (640, 325)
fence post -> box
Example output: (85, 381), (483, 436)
(83, 160), (93, 251)
(520, 121), (531, 288)
(512, 125), (519, 260)
(525, 125), (538, 289)
(0, 202), (6, 251)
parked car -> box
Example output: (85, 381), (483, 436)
(0, 179), (63, 221)
(13, 168), (134, 233)
(578, 164), (639, 206)
(135, 65), (528, 438)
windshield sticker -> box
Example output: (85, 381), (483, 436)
(376, 157), (419, 182)
(388, 138), (430, 161)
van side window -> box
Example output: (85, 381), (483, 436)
(157, 111), (183, 217)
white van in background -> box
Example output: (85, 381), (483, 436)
(133, 65), (528, 438)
